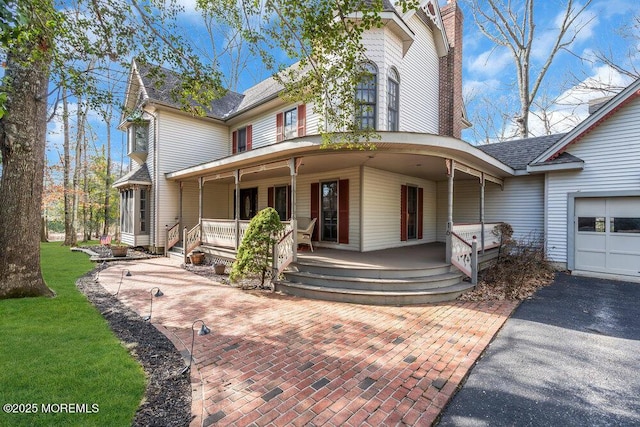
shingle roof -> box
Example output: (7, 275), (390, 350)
(477, 133), (567, 170)
(113, 163), (152, 187)
(137, 63), (244, 119)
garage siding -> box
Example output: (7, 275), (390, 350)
(546, 96), (640, 266)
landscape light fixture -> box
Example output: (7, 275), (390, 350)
(181, 319), (211, 375)
(114, 269), (132, 297)
(94, 261), (108, 282)
(143, 287), (164, 321)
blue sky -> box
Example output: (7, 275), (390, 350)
(43, 0), (640, 171)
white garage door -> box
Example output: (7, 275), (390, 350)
(575, 197), (640, 277)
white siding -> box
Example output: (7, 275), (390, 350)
(155, 110), (227, 247)
(546, 97), (640, 265)
(231, 102), (319, 151)
(397, 15), (440, 134)
(436, 175), (545, 242)
(361, 167), (437, 251)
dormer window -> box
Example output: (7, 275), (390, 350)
(128, 122), (149, 154)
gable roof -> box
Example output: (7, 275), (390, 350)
(531, 77), (640, 164)
(136, 62), (244, 120)
(477, 133), (566, 170)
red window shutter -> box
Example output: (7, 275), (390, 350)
(286, 185), (292, 220)
(338, 179), (349, 244)
(232, 130), (238, 154)
(267, 187), (274, 208)
(246, 125), (252, 150)
(297, 104), (306, 137)
(401, 185), (407, 241)
(310, 182), (319, 241)
(418, 187), (424, 240)
(276, 112), (284, 142)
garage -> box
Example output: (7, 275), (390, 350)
(575, 197), (640, 277)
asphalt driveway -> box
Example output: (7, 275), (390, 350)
(438, 273), (640, 426)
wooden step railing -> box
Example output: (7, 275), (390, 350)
(450, 231), (478, 285)
(165, 222), (180, 256)
(183, 223), (201, 264)
(272, 225), (294, 279)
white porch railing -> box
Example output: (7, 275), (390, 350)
(452, 222), (503, 251)
(450, 222), (504, 284)
(201, 219), (251, 248)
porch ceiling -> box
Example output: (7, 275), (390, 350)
(167, 132), (515, 183)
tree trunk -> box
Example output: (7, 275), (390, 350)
(103, 110), (112, 236)
(0, 49), (55, 298)
(62, 85), (77, 246)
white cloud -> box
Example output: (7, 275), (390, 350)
(462, 78), (501, 100)
(466, 47), (512, 77)
(524, 64), (633, 137)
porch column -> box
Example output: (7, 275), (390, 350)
(179, 181), (184, 236)
(289, 157), (298, 262)
(199, 177), (204, 242)
(234, 169), (240, 250)
(198, 177), (204, 222)
(480, 173), (485, 254)
(446, 159), (455, 263)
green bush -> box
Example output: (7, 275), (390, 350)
(230, 208), (284, 288)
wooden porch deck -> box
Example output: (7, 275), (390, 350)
(296, 242), (448, 270)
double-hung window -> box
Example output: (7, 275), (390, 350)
(355, 63), (377, 130)
(388, 68), (399, 131)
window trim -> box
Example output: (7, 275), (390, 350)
(355, 62), (378, 131)
(387, 68), (399, 131)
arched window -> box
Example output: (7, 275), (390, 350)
(355, 62), (377, 130)
(388, 68), (400, 131)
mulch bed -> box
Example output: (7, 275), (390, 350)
(76, 269), (192, 426)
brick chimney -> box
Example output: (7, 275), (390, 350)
(439, 0), (464, 139)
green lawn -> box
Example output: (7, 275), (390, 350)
(0, 243), (146, 427)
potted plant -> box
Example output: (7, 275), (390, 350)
(214, 263), (226, 275)
(110, 242), (129, 257)
(190, 251), (205, 265)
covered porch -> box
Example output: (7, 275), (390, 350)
(165, 133), (513, 301)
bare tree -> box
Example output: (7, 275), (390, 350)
(469, 0), (594, 137)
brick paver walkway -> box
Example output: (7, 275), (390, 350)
(99, 258), (517, 426)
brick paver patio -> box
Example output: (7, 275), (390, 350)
(99, 258), (517, 426)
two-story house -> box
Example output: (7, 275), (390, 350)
(115, 0), (640, 304)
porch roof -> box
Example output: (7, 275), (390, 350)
(165, 132), (515, 183)
(113, 163), (152, 189)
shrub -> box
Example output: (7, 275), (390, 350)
(230, 207), (284, 289)
(481, 231), (554, 299)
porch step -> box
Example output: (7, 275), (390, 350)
(289, 261), (454, 279)
(167, 246), (184, 262)
(276, 260), (471, 305)
(283, 270), (463, 291)
(274, 281), (474, 306)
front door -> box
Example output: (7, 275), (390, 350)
(239, 188), (258, 220)
(321, 181), (338, 242)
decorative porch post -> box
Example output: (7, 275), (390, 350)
(480, 173), (485, 254)
(234, 169), (240, 250)
(198, 177), (204, 243)
(446, 159), (455, 263)
(289, 157), (298, 262)
(179, 181), (183, 239)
